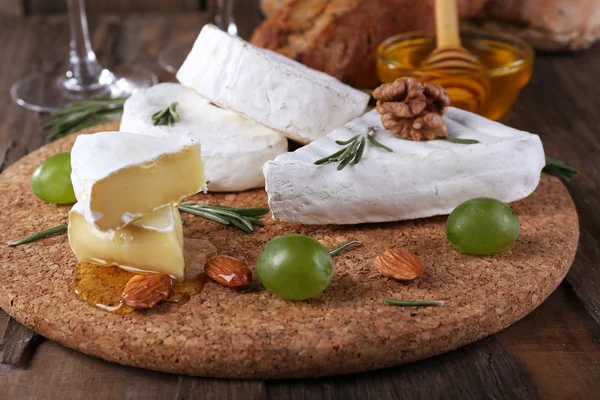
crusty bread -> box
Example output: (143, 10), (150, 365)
(477, 0), (600, 51)
(254, 0), (600, 87)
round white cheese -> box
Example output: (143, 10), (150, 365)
(120, 83), (288, 192)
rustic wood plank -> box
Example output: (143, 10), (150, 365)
(0, 318), (39, 366)
(501, 44), (600, 325)
(176, 377), (266, 400)
(266, 337), (539, 400)
(0, 340), (182, 399)
(27, 0), (202, 15)
(0, 0), (23, 17)
(497, 285), (600, 400)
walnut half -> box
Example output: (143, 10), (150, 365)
(373, 77), (451, 141)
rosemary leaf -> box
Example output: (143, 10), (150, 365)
(543, 156), (579, 181)
(8, 224), (68, 247)
(244, 217), (265, 227)
(352, 137), (366, 165)
(178, 203), (268, 233)
(190, 204), (269, 217)
(42, 97), (127, 140)
(315, 127), (394, 169)
(335, 135), (359, 146)
(178, 205), (231, 226)
(329, 240), (362, 256)
(337, 139), (360, 171)
(152, 102), (179, 126)
(202, 208), (254, 232)
(314, 148), (346, 165)
(385, 299), (445, 307)
(224, 217), (254, 233)
(366, 134), (394, 152)
(443, 137), (480, 145)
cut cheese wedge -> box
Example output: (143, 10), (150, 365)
(120, 83), (288, 192)
(176, 24), (370, 144)
(68, 203), (185, 281)
(264, 107), (545, 225)
(71, 131), (205, 232)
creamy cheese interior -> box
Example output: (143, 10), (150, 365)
(89, 144), (204, 231)
(69, 204), (185, 281)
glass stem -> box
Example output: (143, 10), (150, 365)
(63, 0), (112, 92)
(215, 0), (237, 36)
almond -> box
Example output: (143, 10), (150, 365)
(121, 273), (173, 310)
(204, 255), (252, 288)
(374, 248), (423, 281)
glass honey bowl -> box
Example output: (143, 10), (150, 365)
(376, 28), (534, 121)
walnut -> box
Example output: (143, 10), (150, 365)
(373, 77), (451, 141)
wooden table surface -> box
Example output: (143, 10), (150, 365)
(0, 6), (599, 400)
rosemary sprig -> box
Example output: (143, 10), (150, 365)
(42, 97), (127, 141)
(178, 203), (269, 233)
(385, 299), (445, 307)
(7, 224), (68, 247)
(329, 240), (362, 256)
(314, 127), (393, 170)
(152, 102), (180, 126)
(543, 156), (579, 181)
(7, 204), (269, 247)
(443, 137), (479, 144)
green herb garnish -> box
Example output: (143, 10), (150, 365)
(7, 224), (68, 246)
(151, 102), (180, 126)
(42, 97), (127, 141)
(443, 137), (479, 144)
(8, 204), (269, 247)
(178, 203), (269, 234)
(314, 127), (393, 170)
(543, 156), (579, 181)
(328, 240), (362, 256)
(385, 299), (445, 307)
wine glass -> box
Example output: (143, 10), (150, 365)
(11, 0), (158, 112)
(158, 0), (237, 75)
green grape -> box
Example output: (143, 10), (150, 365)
(446, 197), (520, 255)
(256, 234), (334, 300)
(31, 152), (77, 205)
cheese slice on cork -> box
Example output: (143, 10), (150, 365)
(71, 131), (205, 232)
(264, 107), (545, 224)
(68, 203), (185, 281)
(177, 24), (369, 144)
(120, 83), (288, 192)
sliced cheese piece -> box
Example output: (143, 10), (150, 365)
(71, 131), (205, 232)
(176, 24), (370, 144)
(264, 107), (545, 225)
(120, 83), (288, 192)
(68, 203), (185, 281)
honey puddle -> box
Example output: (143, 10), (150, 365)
(73, 238), (217, 314)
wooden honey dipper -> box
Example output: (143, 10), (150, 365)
(421, 0), (489, 112)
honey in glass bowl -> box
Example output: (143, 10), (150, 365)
(376, 28), (534, 120)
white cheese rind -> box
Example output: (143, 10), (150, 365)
(71, 131), (204, 231)
(176, 24), (370, 144)
(264, 107), (546, 225)
(120, 83), (288, 192)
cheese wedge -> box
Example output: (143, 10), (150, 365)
(176, 24), (370, 144)
(71, 131), (205, 232)
(120, 83), (288, 192)
(68, 203), (185, 281)
(264, 107), (545, 225)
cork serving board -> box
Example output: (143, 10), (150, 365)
(0, 122), (579, 379)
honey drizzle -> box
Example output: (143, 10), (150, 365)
(74, 262), (207, 314)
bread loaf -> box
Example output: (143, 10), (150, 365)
(254, 0), (600, 87)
